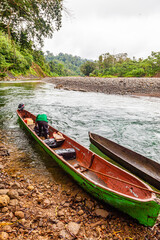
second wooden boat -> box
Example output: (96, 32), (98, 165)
(89, 132), (160, 190)
(17, 108), (160, 227)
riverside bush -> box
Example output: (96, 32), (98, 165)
(0, 31), (33, 76)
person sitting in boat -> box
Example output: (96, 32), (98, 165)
(35, 114), (49, 139)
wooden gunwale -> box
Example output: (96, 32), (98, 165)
(89, 132), (160, 190)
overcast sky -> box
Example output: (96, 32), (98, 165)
(43, 0), (160, 60)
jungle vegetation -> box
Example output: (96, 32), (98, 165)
(80, 52), (160, 77)
(45, 51), (88, 76)
(0, 1), (160, 78)
(0, 0), (63, 77)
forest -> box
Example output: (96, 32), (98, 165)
(0, 0), (160, 78)
(80, 52), (160, 77)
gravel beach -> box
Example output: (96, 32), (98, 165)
(45, 77), (160, 97)
(0, 130), (160, 240)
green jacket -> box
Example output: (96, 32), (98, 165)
(36, 114), (48, 122)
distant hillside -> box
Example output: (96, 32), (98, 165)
(45, 52), (89, 76)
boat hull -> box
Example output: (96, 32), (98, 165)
(17, 113), (160, 227)
(89, 133), (160, 190)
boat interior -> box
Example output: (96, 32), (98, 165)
(90, 133), (160, 182)
(18, 110), (153, 200)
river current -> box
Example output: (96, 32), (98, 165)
(0, 80), (160, 167)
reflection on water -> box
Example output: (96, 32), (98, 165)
(0, 80), (160, 175)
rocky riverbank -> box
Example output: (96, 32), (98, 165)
(0, 130), (160, 239)
(45, 77), (160, 97)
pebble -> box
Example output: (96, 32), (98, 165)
(59, 230), (70, 239)
(7, 189), (19, 199)
(63, 202), (70, 207)
(0, 164), (4, 169)
(27, 185), (34, 191)
(58, 209), (66, 217)
(94, 208), (109, 218)
(0, 184), (5, 189)
(9, 199), (18, 206)
(1, 207), (8, 213)
(67, 222), (81, 235)
(85, 200), (94, 209)
(43, 199), (51, 206)
(75, 195), (82, 202)
(17, 189), (25, 196)
(78, 209), (84, 215)
(57, 221), (65, 229)
(0, 189), (9, 195)
(2, 225), (12, 233)
(10, 182), (21, 189)
(0, 232), (9, 240)
(15, 210), (24, 219)
(0, 195), (10, 207)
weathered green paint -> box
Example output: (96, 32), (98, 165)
(18, 116), (160, 227)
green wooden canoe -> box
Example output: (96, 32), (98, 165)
(17, 109), (160, 227)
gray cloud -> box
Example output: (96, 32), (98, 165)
(43, 0), (160, 60)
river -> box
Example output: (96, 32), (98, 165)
(0, 79), (160, 170)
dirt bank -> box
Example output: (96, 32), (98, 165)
(45, 77), (160, 97)
(0, 130), (160, 239)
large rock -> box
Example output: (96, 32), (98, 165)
(0, 195), (10, 207)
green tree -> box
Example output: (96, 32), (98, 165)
(45, 52), (89, 76)
(0, 0), (63, 46)
(0, 31), (33, 76)
(80, 61), (96, 76)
